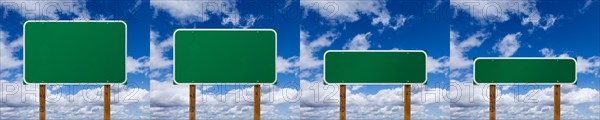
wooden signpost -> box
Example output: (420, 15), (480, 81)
(473, 57), (577, 120)
(323, 50), (427, 120)
(24, 21), (127, 120)
(173, 29), (277, 120)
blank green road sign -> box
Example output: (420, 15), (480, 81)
(173, 29), (276, 84)
(473, 57), (577, 84)
(324, 50), (427, 84)
(24, 21), (127, 84)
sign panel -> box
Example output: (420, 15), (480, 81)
(324, 50), (427, 84)
(473, 57), (577, 84)
(24, 21), (127, 84)
(173, 29), (276, 84)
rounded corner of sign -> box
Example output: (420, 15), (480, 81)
(322, 78), (331, 85)
(323, 50), (333, 57)
(172, 29), (183, 36)
(473, 57), (482, 63)
(115, 20), (127, 26)
(22, 79), (31, 85)
(23, 20), (33, 27)
(417, 50), (427, 56)
(267, 29), (277, 35)
(172, 79), (180, 85)
(567, 57), (577, 63)
(472, 79), (481, 85)
(119, 79), (128, 85)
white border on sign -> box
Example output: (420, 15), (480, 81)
(323, 50), (428, 85)
(472, 57), (577, 85)
(23, 20), (128, 85)
(172, 29), (277, 85)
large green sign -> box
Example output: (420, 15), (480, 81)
(473, 57), (577, 84)
(173, 29), (276, 84)
(323, 50), (427, 84)
(24, 21), (127, 84)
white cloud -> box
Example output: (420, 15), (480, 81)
(450, 80), (600, 119)
(350, 85), (363, 91)
(452, 0), (561, 30)
(538, 48), (600, 75)
(522, 14), (563, 31)
(343, 32), (372, 50)
(0, 80), (149, 119)
(149, 30), (173, 70)
(451, 0), (537, 23)
(575, 56), (600, 74)
(590, 105), (600, 113)
(538, 48), (569, 57)
(126, 56), (149, 74)
(150, 80), (299, 119)
(150, 0), (257, 27)
(300, 30), (339, 71)
(493, 32), (522, 57)
(276, 56), (299, 74)
(579, 0), (594, 13)
(299, 79), (449, 119)
(450, 30), (489, 70)
(427, 56), (449, 74)
(301, 1), (390, 25)
(0, 0), (90, 19)
(0, 30), (23, 70)
(389, 15), (412, 30)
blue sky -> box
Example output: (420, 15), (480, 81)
(450, 0), (600, 119)
(0, 0), (150, 119)
(149, 0), (301, 119)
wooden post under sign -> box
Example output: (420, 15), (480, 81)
(404, 85), (410, 120)
(190, 85), (196, 120)
(554, 85), (560, 120)
(340, 85), (346, 120)
(254, 85), (261, 120)
(490, 85), (496, 120)
(40, 85), (46, 120)
(104, 85), (110, 120)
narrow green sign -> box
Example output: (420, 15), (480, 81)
(173, 29), (276, 84)
(324, 50), (427, 84)
(24, 21), (127, 84)
(473, 57), (577, 84)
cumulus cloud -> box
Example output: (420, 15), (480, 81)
(450, 80), (600, 119)
(300, 0), (411, 31)
(299, 30), (339, 72)
(0, 30), (23, 70)
(149, 30), (173, 70)
(450, 30), (489, 70)
(343, 32), (372, 50)
(301, 1), (389, 25)
(0, 80), (149, 119)
(538, 48), (600, 75)
(150, 0), (257, 27)
(126, 56), (149, 74)
(149, 80), (300, 119)
(299, 79), (449, 119)
(0, 0), (90, 20)
(427, 56), (449, 74)
(276, 56), (299, 74)
(493, 32), (522, 57)
(452, 0), (561, 30)
(579, 0), (594, 13)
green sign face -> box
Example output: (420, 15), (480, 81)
(173, 29), (276, 84)
(473, 57), (577, 84)
(323, 50), (427, 84)
(24, 21), (127, 84)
